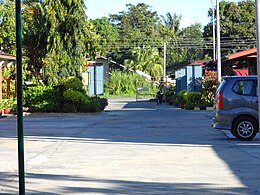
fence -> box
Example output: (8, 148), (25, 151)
(135, 80), (157, 102)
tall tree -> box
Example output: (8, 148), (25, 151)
(23, 0), (47, 80)
(109, 3), (162, 55)
(203, 0), (256, 57)
(43, 0), (87, 85)
(160, 12), (185, 67)
(161, 12), (182, 36)
(90, 17), (119, 57)
(84, 20), (102, 60)
(180, 23), (204, 61)
(110, 3), (159, 30)
(124, 47), (163, 80)
(0, 0), (16, 54)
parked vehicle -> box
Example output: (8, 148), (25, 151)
(212, 76), (258, 141)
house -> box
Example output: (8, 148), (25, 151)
(175, 60), (207, 93)
(83, 56), (109, 96)
(225, 48), (256, 75)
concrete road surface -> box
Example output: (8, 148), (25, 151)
(1, 98), (260, 194)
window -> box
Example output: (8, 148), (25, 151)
(232, 80), (254, 95)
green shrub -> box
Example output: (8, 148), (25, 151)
(63, 89), (86, 103)
(185, 92), (202, 105)
(63, 76), (83, 91)
(176, 90), (188, 106)
(23, 84), (59, 112)
(176, 90), (209, 109)
(0, 98), (16, 109)
(23, 77), (108, 113)
(79, 96), (108, 113)
(104, 70), (157, 96)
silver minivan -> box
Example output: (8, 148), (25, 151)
(212, 76), (258, 141)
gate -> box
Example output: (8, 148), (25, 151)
(135, 80), (158, 102)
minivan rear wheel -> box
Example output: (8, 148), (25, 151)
(232, 117), (258, 141)
(230, 129), (237, 138)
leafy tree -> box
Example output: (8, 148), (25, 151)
(124, 47), (163, 80)
(203, 0), (256, 57)
(0, 0), (16, 54)
(84, 20), (102, 60)
(90, 17), (119, 57)
(109, 3), (162, 58)
(110, 3), (159, 30)
(42, 0), (87, 85)
(161, 12), (182, 36)
(23, 0), (47, 80)
(180, 23), (204, 61)
(159, 12), (186, 67)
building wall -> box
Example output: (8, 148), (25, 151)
(175, 65), (202, 93)
(88, 64), (104, 96)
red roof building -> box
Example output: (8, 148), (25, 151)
(226, 48), (256, 75)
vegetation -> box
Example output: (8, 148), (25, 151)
(201, 71), (218, 104)
(124, 47), (163, 80)
(0, 0), (16, 55)
(104, 70), (157, 97)
(0, 98), (16, 109)
(0, 0), (256, 111)
(204, 0), (255, 57)
(23, 77), (107, 113)
(23, 83), (58, 112)
(0, 1), (256, 79)
(163, 71), (218, 109)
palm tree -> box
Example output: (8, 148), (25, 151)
(124, 47), (163, 81)
(161, 12), (182, 35)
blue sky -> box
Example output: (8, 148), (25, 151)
(85, 0), (241, 28)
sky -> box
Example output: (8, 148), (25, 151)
(85, 0), (241, 28)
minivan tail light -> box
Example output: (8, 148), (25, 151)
(218, 91), (223, 109)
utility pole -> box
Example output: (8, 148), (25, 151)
(94, 63), (96, 95)
(255, 0), (260, 133)
(216, 0), (222, 83)
(163, 42), (166, 81)
(210, 0), (216, 61)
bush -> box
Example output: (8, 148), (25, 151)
(185, 92), (202, 105)
(23, 84), (59, 112)
(175, 90), (188, 107)
(61, 77), (88, 112)
(175, 90), (211, 109)
(63, 76), (84, 91)
(63, 89), (86, 104)
(201, 71), (218, 104)
(79, 97), (108, 113)
(104, 70), (157, 96)
(23, 77), (108, 113)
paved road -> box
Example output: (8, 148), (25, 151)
(1, 98), (260, 194)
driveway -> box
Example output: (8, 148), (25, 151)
(1, 98), (260, 194)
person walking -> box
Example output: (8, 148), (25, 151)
(156, 91), (163, 106)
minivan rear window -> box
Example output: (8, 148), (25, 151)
(232, 80), (254, 95)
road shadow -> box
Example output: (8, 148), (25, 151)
(1, 172), (248, 195)
(1, 99), (260, 194)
